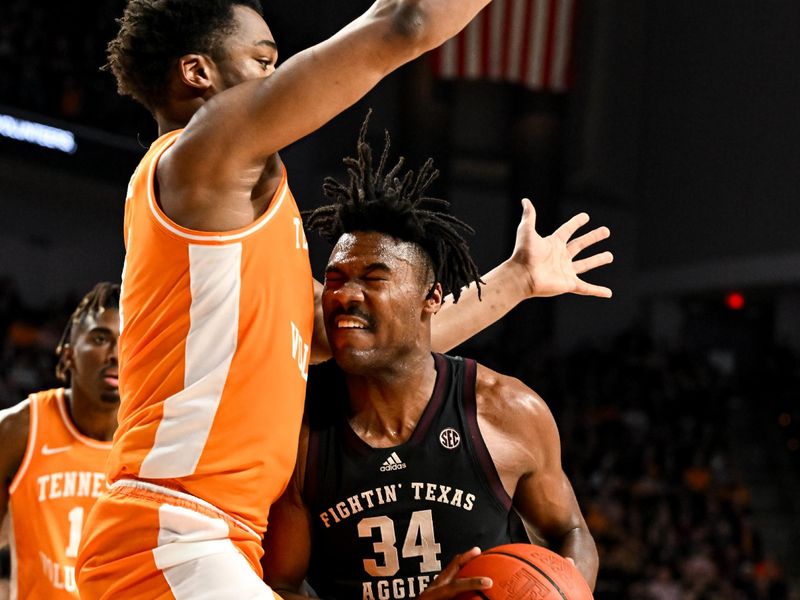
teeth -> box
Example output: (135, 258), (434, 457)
(337, 319), (366, 329)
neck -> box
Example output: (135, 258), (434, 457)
(345, 351), (437, 448)
(156, 114), (187, 136)
(155, 100), (202, 136)
(64, 388), (118, 442)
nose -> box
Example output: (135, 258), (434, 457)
(108, 337), (119, 363)
(332, 280), (365, 305)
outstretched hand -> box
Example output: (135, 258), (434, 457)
(510, 198), (613, 299)
(418, 547), (492, 600)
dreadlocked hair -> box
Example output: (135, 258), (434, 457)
(55, 282), (121, 382)
(305, 112), (483, 303)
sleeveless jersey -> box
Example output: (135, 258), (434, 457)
(7, 389), (111, 599)
(106, 130), (315, 536)
(303, 354), (523, 600)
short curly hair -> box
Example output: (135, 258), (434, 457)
(106, 0), (264, 112)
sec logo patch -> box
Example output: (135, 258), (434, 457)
(439, 428), (461, 449)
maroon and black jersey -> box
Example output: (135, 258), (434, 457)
(303, 353), (525, 600)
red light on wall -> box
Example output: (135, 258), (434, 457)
(725, 292), (745, 310)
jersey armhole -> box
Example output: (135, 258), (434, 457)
(8, 397), (37, 495)
(144, 135), (290, 244)
(462, 359), (514, 512)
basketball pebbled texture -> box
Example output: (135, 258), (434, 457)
(455, 544), (593, 600)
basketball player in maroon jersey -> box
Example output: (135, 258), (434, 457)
(261, 126), (599, 599)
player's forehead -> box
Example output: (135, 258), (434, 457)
(327, 232), (421, 272)
(226, 5), (276, 51)
(74, 308), (120, 336)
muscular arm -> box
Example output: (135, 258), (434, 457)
(161, 0), (494, 231)
(0, 402), (30, 527)
(477, 369), (598, 589)
(261, 425), (315, 599)
(431, 200), (612, 352)
(430, 258), (530, 353)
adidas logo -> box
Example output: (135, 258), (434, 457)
(379, 452), (407, 472)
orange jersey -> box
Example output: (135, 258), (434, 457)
(8, 389), (111, 599)
(106, 130), (314, 536)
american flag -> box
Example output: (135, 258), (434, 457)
(432, 0), (577, 93)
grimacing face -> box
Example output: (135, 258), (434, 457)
(212, 5), (278, 91)
(65, 308), (120, 405)
(322, 232), (441, 375)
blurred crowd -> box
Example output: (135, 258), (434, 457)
(0, 0), (147, 135)
(458, 320), (799, 600)
(540, 334), (792, 599)
(1, 277), (796, 598)
(0, 277), (70, 410)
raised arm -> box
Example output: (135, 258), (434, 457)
(478, 369), (598, 589)
(163, 0), (495, 229)
(430, 199), (613, 352)
(310, 199), (612, 362)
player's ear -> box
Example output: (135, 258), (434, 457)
(177, 54), (216, 93)
(423, 282), (443, 315)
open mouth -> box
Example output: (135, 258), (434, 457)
(333, 315), (371, 330)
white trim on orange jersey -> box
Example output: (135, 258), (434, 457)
(56, 389), (113, 450)
(111, 479), (259, 541)
(139, 243), (242, 480)
(144, 133), (290, 243)
(7, 505), (18, 600)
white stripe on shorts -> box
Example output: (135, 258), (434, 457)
(153, 504), (276, 600)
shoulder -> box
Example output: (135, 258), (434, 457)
(0, 398), (31, 444)
(473, 363), (561, 468)
(474, 363), (553, 431)
(0, 398), (32, 482)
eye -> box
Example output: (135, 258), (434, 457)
(91, 333), (109, 345)
(256, 59), (273, 71)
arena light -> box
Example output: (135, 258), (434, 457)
(725, 291), (745, 310)
(0, 113), (77, 154)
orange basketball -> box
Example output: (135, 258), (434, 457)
(456, 543), (593, 599)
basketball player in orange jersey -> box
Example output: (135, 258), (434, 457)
(0, 283), (119, 599)
(77, 2), (612, 598)
(261, 128), (598, 599)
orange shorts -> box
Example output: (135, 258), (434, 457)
(76, 479), (280, 600)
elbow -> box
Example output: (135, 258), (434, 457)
(387, 1), (432, 52)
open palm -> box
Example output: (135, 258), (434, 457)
(510, 198), (613, 298)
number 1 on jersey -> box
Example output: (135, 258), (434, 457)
(65, 506), (84, 558)
(358, 509), (442, 577)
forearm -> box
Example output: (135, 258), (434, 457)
(431, 259), (529, 352)
(558, 527), (599, 591)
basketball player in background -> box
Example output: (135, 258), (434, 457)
(0, 283), (119, 599)
(77, 1), (611, 598)
(261, 126), (599, 599)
